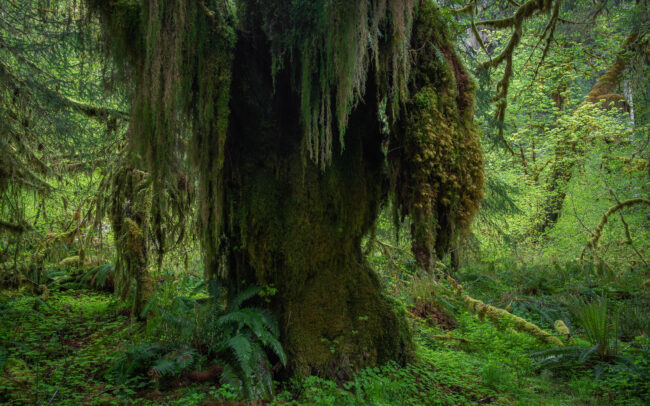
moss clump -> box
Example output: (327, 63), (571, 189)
(389, 3), (484, 271)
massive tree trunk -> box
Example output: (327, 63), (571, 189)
(89, 0), (483, 379)
(222, 27), (412, 378)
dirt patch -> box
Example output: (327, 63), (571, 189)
(409, 301), (458, 330)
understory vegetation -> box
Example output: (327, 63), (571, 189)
(1, 0), (648, 405)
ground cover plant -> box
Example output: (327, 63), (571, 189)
(1, 0), (648, 404)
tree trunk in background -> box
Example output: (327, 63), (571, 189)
(222, 30), (412, 378)
(110, 165), (154, 321)
(535, 34), (638, 234)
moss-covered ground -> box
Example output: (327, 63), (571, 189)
(2, 256), (647, 405)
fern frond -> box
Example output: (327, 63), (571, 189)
(530, 345), (596, 370)
(227, 285), (261, 312)
(249, 307), (280, 337)
(151, 358), (176, 377)
(220, 364), (244, 395)
(217, 309), (268, 337)
(578, 345), (600, 363)
(226, 334), (253, 378)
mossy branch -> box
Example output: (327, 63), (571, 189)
(585, 33), (639, 105)
(581, 198), (650, 260)
(448, 0), (476, 14)
(446, 277), (564, 346)
(0, 220), (32, 234)
(473, 0), (557, 148)
(0, 60), (129, 122)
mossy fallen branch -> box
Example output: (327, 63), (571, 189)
(446, 277), (564, 346)
(554, 320), (572, 343)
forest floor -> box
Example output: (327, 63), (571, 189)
(2, 259), (647, 405)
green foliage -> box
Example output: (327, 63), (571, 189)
(211, 287), (287, 399)
(128, 281), (285, 399)
(568, 297), (619, 360)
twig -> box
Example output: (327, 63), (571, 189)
(82, 386), (123, 402)
(46, 388), (59, 406)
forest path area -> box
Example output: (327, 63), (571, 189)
(0, 289), (169, 404)
(0, 289), (132, 404)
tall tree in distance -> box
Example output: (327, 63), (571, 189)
(88, 0), (484, 378)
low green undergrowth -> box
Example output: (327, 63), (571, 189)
(1, 255), (648, 405)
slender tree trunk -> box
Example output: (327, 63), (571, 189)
(110, 166), (153, 321)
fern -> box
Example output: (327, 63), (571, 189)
(225, 334), (254, 378)
(113, 283), (286, 400)
(106, 343), (165, 385)
(227, 285), (261, 313)
(80, 263), (114, 289)
(250, 307), (280, 337)
(210, 285), (287, 399)
(107, 344), (200, 386)
(150, 347), (198, 378)
(569, 296), (618, 360)
(531, 345), (593, 370)
(216, 308), (287, 367)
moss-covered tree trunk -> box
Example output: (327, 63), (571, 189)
(109, 165), (153, 321)
(221, 29), (412, 378)
(534, 33), (639, 234)
(88, 0), (483, 379)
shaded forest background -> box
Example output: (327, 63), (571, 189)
(0, 0), (649, 404)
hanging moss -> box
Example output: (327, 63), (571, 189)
(389, 2), (484, 271)
(88, 0), (236, 278)
(105, 163), (153, 320)
(257, 0), (416, 167)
